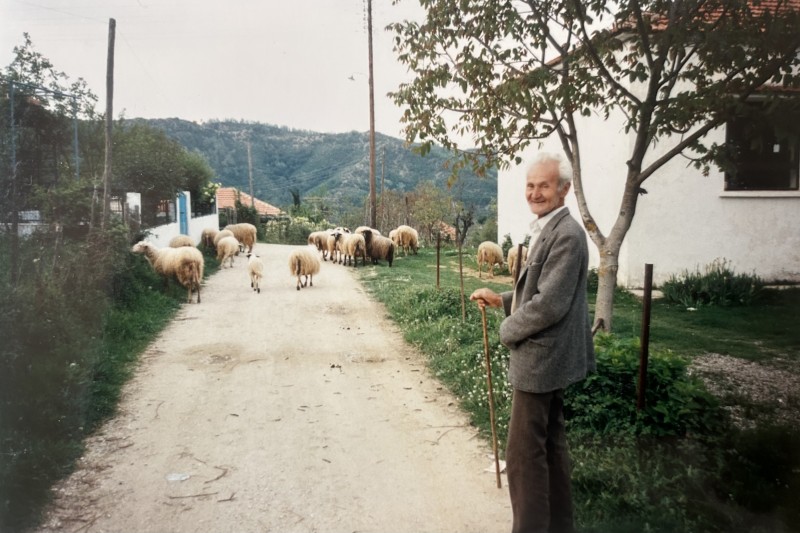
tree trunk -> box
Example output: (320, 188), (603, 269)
(594, 247), (619, 332)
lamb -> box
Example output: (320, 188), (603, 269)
(339, 232), (367, 267)
(131, 241), (204, 303)
(224, 223), (257, 253)
(507, 244), (529, 281)
(169, 234), (194, 248)
(477, 241), (505, 279)
(246, 251), (264, 293)
(288, 247), (321, 290)
(392, 225), (419, 256)
(216, 236), (241, 268)
(200, 227), (219, 249)
(362, 229), (394, 267)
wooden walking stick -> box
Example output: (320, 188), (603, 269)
(481, 305), (502, 488)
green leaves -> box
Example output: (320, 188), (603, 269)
(565, 332), (726, 438)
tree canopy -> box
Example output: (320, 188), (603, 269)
(390, 0), (800, 330)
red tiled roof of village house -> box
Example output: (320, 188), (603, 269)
(435, 220), (457, 240)
(216, 187), (283, 217)
(618, 0), (800, 32)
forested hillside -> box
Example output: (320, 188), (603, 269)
(136, 118), (497, 215)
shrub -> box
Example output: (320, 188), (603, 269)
(660, 258), (764, 308)
(565, 333), (726, 439)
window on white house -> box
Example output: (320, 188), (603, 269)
(724, 103), (799, 191)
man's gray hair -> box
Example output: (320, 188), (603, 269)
(530, 152), (573, 190)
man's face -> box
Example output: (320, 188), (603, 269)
(526, 160), (570, 217)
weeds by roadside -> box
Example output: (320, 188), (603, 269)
(0, 227), (220, 533)
(358, 246), (800, 533)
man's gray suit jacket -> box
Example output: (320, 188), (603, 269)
(499, 208), (596, 393)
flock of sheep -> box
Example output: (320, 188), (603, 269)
(131, 220), (524, 302)
(476, 241), (530, 279)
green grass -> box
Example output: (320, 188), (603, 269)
(608, 287), (800, 363)
(357, 245), (800, 533)
(368, 246), (800, 363)
(0, 237), (221, 533)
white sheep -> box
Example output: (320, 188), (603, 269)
(477, 241), (504, 279)
(507, 244), (529, 281)
(224, 223), (257, 253)
(354, 226), (381, 237)
(288, 247), (321, 290)
(326, 232), (341, 264)
(213, 229), (234, 248)
(169, 234), (194, 248)
(362, 229), (395, 267)
(131, 241), (204, 303)
(246, 251), (264, 293)
(200, 227), (219, 249)
(308, 230), (332, 260)
(339, 232), (367, 267)
(216, 236), (241, 268)
(392, 225), (419, 256)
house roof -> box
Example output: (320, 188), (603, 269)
(216, 187), (283, 217)
(435, 221), (457, 240)
(617, 0), (800, 32)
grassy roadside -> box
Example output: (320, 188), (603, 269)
(0, 233), (221, 533)
(357, 245), (800, 533)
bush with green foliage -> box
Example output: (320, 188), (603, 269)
(358, 248), (799, 532)
(660, 258), (764, 308)
(262, 215), (328, 245)
(0, 221), (211, 532)
(565, 333), (726, 438)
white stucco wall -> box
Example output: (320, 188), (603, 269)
(625, 125), (800, 286)
(144, 192), (220, 248)
(498, 115), (800, 288)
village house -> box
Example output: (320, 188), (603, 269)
(497, 7), (799, 288)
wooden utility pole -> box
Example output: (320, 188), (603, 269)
(101, 18), (116, 230)
(367, 0), (377, 229)
(380, 145), (385, 230)
(247, 140), (255, 208)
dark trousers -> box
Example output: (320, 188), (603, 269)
(506, 389), (574, 533)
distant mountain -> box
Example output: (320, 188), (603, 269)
(135, 118), (496, 216)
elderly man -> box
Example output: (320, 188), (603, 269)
(470, 152), (595, 533)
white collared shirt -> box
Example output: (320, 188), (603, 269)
(512, 206), (567, 313)
(529, 205), (567, 253)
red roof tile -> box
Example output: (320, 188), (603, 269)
(216, 187), (283, 217)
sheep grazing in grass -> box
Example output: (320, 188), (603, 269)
(213, 229), (234, 248)
(201, 227), (219, 249)
(247, 252), (264, 293)
(392, 225), (419, 256)
(339, 232), (367, 267)
(216, 236), (241, 268)
(288, 247), (320, 290)
(131, 241), (204, 303)
(308, 230), (331, 260)
(362, 229), (394, 267)
(477, 241), (504, 279)
(507, 244), (529, 281)
(224, 223), (257, 253)
(169, 234), (194, 248)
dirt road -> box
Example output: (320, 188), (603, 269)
(39, 243), (510, 533)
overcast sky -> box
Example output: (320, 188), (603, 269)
(1, 0), (425, 137)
